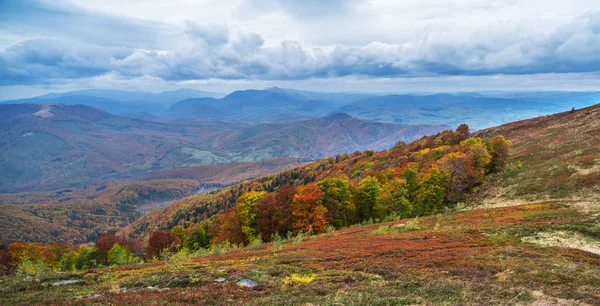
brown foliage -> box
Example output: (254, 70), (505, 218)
(210, 210), (247, 245)
(437, 152), (479, 203)
(145, 230), (181, 259)
(256, 185), (295, 240)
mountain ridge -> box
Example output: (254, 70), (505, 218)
(0, 103), (446, 192)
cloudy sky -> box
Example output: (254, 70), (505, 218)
(1, 0), (600, 99)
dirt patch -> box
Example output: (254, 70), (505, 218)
(568, 164), (600, 177)
(522, 230), (600, 256)
(34, 104), (54, 118)
(528, 290), (591, 306)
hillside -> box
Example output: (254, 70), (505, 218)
(2, 106), (600, 305)
(212, 113), (446, 161)
(0, 103), (444, 192)
(0, 158), (305, 244)
(470, 103), (600, 208)
(118, 122), (494, 241)
(121, 103), (599, 243)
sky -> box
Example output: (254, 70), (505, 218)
(1, 0), (600, 99)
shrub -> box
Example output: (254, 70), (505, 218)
(16, 259), (50, 277)
(372, 218), (421, 234)
(271, 232), (283, 254)
(74, 246), (99, 270)
(282, 273), (316, 285)
(108, 243), (137, 266)
(293, 232), (304, 244)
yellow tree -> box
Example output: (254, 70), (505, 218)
(235, 191), (265, 241)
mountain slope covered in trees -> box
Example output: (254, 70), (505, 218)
(119, 124), (509, 241)
(0, 103), (444, 192)
(0, 158), (304, 244)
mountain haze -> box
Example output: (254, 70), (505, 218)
(0, 103), (446, 192)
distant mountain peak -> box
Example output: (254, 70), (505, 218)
(324, 112), (352, 120)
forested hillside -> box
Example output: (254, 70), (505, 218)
(0, 103), (444, 192)
(120, 124), (509, 241)
(0, 158), (304, 244)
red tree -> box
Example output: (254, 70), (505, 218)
(274, 184), (295, 232)
(96, 233), (126, 265)
(256, 193), (279, 241)
(145, 230), (180, 259)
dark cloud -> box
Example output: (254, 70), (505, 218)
(0, 39), (134, 85)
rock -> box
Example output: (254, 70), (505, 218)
(236, 279), (258, 288)
(147, 285), (159, 290)
(52, 279), (83, 286)
(214, 277), (226, 283)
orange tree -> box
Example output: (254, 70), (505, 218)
(291, 184), (328, 233)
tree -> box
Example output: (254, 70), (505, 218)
(316, 176), (354, 227)
(108, 243), (136, 266)
(274, 184), (295, 233)
(378, 178), (412, 218)
(486, 135), (510, 171)
(145, 230), (180, 259)
(291, 184), (328, 233)
(96, 233), (126, 265)
(455, 124), (470, 142)
(185, 224), (210, 250)
(256, 193), (280, 241)
(356, 176), (381, 221)
(437, 152), (478, 203)
(403, 167), (419, 203)
(462, 138), (492, 177)
(414, 168), (446, 215)
(74, 246), (99, 270)
(235, 191), (265, 241)
(170, 225), (187, 245)
(210, 208), (246, 245)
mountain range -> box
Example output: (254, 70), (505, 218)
(4, 88), (599, 129)
(0, 103), (446, 192)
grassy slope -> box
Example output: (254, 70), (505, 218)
(471, 103), (600, 209)
(2, 106), (600, 305)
